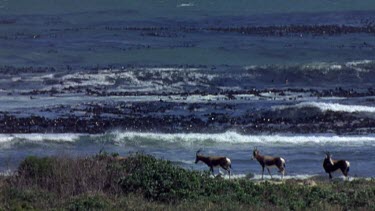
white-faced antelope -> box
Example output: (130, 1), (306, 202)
(195, 149), (232, 178)
(252, 147), (286, 180)
(323, 152), (350, 180)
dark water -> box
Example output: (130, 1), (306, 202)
(0, 1), (374, 178)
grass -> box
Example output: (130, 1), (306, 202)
(0, 153), (374, 210)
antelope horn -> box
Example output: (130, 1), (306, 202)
(196, 148), (202, 155)
(99, 147), (104, 155)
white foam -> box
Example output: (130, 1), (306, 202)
(220, 173), (370, 181)
(0, 169), (14, 177)
(276, 102), (375, 113)
(177, 3), (194, 7)
(250, 174), (315, 180)
(1, 132), (374, 146)
(61, 71), (116, 87)
(52, 67), (212, 93)
(177, 160), (195, 165)
(0, 133), (84, 143)
(11, 77), (22, 82)
(345, 60), (374, 73)
(301, 62), (342, 72)
(346, 60), (373, 66)
(301, 60), (375, 72)
(244, 60), (375, 73)
(218, 173), (247, 179)
(113, 131), (375, 146)
(209, 173), (316, 180)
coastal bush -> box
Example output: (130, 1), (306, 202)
(17, 156), (54, 181)
(2, 187), (56, 210)
(11, 154), (126, 196)
(119, 154), (206, 202)
(67, 194), (110, 211)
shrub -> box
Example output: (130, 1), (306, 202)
(119, 154), (207, 202)
(10, 154), (127, 196)
(17, 156), (54, 181)
(2, 187), (56, 210)
(67, 194), (110, 211)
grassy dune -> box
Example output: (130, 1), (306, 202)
(0, 153), (374, 210)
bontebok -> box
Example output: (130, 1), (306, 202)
(252, 147), (286, 180)
(323, 152), (350, 180)
(195, 149), (232, 178)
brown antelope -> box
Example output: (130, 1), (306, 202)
(323, 152), (350, 180)
(252, 147), (286, 180)
(195, 149), (232, 178)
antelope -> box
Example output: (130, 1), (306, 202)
(252, 147), (286, 180)
(195, 149), (232, 178)
(323, 152), (350, 180)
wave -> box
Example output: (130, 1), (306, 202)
(186, 173), (366, 181)
(275, 102), (375, 113)
(112, 131), (375, 145)
(237, 174), (367, 181)
(0, 133), (84, 143)
(3, 60), (375, 96)
(247, 174), (316, 180)
(346, 59), (373, 67)
(50, 59), (375, 92)
(0, 169), (14, 177)
(1, 132), (374, 148)
(244, 59), (375, 70)
(177, 3), (194, 7)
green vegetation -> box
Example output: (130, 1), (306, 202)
(0, 153), (374, 210)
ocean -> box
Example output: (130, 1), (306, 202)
(0, 0), (374, 179)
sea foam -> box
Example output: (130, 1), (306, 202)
(0, 133), (83, 143)
(275, 102), (375, 113)
(0, 132), (374, 147)
(111, 131), (375, 146)
(177, 3), (194, 7)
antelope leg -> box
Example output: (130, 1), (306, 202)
(261, 167), (264, 180)
(267, 168), (273, 179)
(218, 168), (223, 174)
(210, 167), (215, 176)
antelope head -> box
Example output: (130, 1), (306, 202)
(324, 151), (334, 165)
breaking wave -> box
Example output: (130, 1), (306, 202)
(1, 132), (375, 148)
(0, 133), (84, 143)
(275, 102), (375, 113)
(111, 131), (375, 145)
(177, 3), (195, 7)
